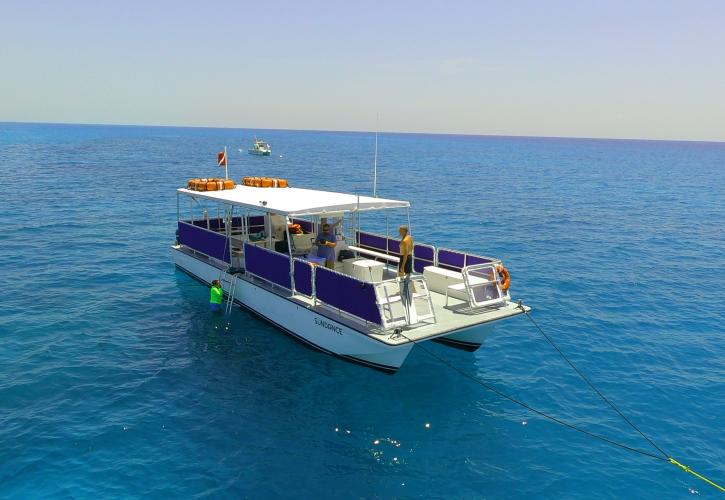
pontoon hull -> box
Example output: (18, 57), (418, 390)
(172, 248), (413, 372)
(432, 324), (494, 351)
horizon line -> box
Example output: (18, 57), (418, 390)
(2, 119), (723, 145)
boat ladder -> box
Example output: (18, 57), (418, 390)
(374, 276), (436, 330)
(225, 273), (240, 315)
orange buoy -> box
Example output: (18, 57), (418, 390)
(277, 178), (289, 188)
(497, 264), (511, 291)
(260, 177), (274, 188)
(224, 179), (236, 189)
(253, 177), (262, 187)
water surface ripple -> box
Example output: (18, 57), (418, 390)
(0, 123), (723, 498)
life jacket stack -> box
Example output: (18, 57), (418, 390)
(242, 176), (289, 188)
(187, 178), (236, 191)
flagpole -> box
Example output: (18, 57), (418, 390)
(224, 146), (228, 180)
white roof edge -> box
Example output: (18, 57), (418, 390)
(177, 185), (410, 215)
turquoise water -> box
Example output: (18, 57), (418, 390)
(1, 122), (723, 498)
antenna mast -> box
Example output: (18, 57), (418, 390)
(373, 114), (379, 197)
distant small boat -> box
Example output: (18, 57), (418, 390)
(248, 138), (272, 156)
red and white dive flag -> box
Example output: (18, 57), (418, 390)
(217, 150), (227, 167)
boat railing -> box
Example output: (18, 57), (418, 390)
(314, 266), (383, 326)
(243, 242), (292, 290)
(413, 243), (435, 273)
(436, 247), (500, 273)
(355, 231), (502, 276)
(242, 241), (438, 331)
(247, 215), (266, 235)
(356, 230), (400, 259)
(178, 221), (232, 264)
(461, 263), (507, 308)
(355, 230), (435, 273)
(292, 258), (315, 298)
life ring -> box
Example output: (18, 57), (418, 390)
(497, 264), (511, 291)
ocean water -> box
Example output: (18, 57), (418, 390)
(0, 122), (723, 499)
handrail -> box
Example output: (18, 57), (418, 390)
(461, 263), (506, 308)
(348, 245), (400, 263)
(437, 246), (500, 271)
(374, 276), (436, 329)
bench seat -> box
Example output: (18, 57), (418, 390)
(423, 265), (464, 295)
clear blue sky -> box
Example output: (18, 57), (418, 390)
(1, 0), (723, 141)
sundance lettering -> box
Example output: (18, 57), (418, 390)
(314, 317), (343, 335)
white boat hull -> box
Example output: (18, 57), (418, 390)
(172, 248), (413, 371)
(432, 323), (494, 351)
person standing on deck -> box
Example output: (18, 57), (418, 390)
(316, 223), (337, 269)
(398, 226), (413, 278)
(398, 225), (414, 306)
(210, 280), (223, 312)
(318, 217), (341, 237)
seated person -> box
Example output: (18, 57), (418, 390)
(316, 223), (337, 269)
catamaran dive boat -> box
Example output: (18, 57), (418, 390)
(172, 177), (530, 372)
(248, 138), (272, 156)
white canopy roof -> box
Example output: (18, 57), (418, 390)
(177, 185), (410, 216)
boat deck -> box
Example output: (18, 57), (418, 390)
(175, 246), (528, 347)
(287, 281), (528, 346)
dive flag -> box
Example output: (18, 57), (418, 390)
(217, 151), (227, 167)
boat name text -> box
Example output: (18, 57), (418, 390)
(314, 317), (343, 335)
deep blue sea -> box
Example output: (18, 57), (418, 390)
(1, 122), (723, 499)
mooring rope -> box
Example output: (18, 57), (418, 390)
(520, 303), (669, 460)
(516, 304), (724, 492)
(397, 304), (725, 493)
(398, 330), (667, 461)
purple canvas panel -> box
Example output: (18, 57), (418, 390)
(414, 244), (434, 261)
(358, 232), (387, 252)
(246, 215), (266, 234)
(208, 218), (223, 230)
(187, 219), (217, 229)
(293, 259), (314, 296)
(292, 218), (314, 233)
(315, 268), (382, 325)
(413, 243), (436, 273)
(438, 249), (465, 271)
(413, 260), (428, 273)
(178, 222), (230, 263)
(244, 243), (291, 288)
(465, 255), (493, 266)
(386, 238), (401, 254)
(186, 217), (244, 230)
(229, 216), (243, 228)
